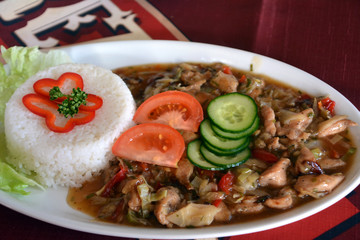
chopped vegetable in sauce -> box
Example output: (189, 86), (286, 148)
(67, 62), (358, 228)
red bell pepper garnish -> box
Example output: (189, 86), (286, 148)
(22, 94), (95, 133)
(218, 172), (234, 194)
(318, 97), (336, 116)
(33, 72), (84, 99)
(33, 72), (103, 111)
(251, 148), (278, 163)
(101, 166), (128, 197)
(80, 94), (103, 111)
(23, 72), (103, 133)
(212, 199), (223, 207)
(222, 65), (232, 75)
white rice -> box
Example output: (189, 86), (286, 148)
(4, 63), (136, 187)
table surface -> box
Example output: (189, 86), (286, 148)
(0, 0), (359, 239)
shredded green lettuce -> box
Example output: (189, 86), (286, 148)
(0, 45), (72, 194)
(0, 162), (44, 194)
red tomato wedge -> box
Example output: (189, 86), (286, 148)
(112, 123), (185, 168)
(218, 172), (234, 194)
(133, 91), (203, 132)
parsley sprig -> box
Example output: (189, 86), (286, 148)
(49, 86), (88, 118)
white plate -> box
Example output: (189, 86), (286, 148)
(1, 40), (360, 239)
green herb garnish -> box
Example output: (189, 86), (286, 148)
(49, 86), (88, 118)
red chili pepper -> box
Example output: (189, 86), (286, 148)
(101, 166), (128, 197)
(218, 172), (234, 194)
(222, 65), (232, 75)
(239, 74), (247, 83)
(110, 199), (125, 220)
(298, 93), (311, 100)
(22, 94), (95, 133)
(212, 199), (223, 207)
(197, 168), (216, 180)
(140, 162), (149, 171)
(330, 149), (340, 158)
(33, 72), (103, 111)
(319, 97), (336, 115)
(251, 148), (278, 163)
(155, 182), (165, 190)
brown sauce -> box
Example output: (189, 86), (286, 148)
(67, 176), (103, 218)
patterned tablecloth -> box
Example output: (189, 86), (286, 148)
(0, 0), (359, 239)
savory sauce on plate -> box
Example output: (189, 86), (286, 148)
(68, 62), (357, 228)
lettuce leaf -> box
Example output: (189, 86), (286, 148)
(0, 162), (44, 194)
(0, 46), (72, 194)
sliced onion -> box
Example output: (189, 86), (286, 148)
(329, 134), (343, 145)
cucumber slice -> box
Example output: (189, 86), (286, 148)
(187, 139), (226, 170)
(203, 137), (250, 156)
(200, 144), (250, 168)
(211, 116), (260, 139)
(207, 93), (258, 133)
(200, 119), (249, 151)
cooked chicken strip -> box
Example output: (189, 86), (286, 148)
(294, 174), (344, 198)
(210, 71), (239, 93)
(295, 147), (323, 175)
(259, 158), (291, 188)
(261, 105), (276, 136)
(231, 195), (264, 214)
(318, 158), (346, 170)
(317, 115), (357, 137)
(154, 186), (181, 226)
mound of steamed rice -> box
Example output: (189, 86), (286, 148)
(4, 63), (136, 187)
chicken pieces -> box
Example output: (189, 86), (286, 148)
(259, 158), (291, 188)
(317, 115), (357, 138)
(154, 186), (181, 226)
(294, 174), (344, 198)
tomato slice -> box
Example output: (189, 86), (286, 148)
(218, 172), (234, 194)
(112, 123), (185, 168)
(133, 91), (204, 132)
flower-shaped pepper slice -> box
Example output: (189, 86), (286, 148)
(22, 72), (103, 133)
(22, 94), (95, 133)
(33, 72), (103, 111)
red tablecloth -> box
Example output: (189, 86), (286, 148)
(0, 0), (359, 239)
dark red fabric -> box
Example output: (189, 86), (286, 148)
(149, 0), (360, 111)
(1, 0), (359, 239)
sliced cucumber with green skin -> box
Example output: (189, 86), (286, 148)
(200, 119), (249, 151)
(187, 139), (226, 170)
(200, 144), (250, 168)
(211, 116), (260, 139)
(207, 93), (258, 133)
(203, 137), (250, 156)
